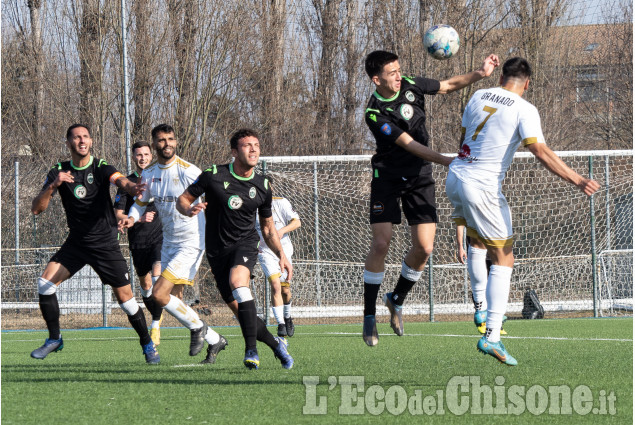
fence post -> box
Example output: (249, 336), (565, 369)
(262, 161), (271, 325)
(589, 156), (598, 318)
(313, 161), (322, 307)
(428, 252), (434, 322)
(15, 160), (20, 301)
(605, 155), (611, 250)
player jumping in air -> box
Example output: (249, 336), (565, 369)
(446, 57), (599, 365)
(31, 124), (160, 364)
(362, 50), (500, 346)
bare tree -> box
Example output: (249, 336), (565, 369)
(27, 0), (45, 147)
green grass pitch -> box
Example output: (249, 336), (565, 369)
(2, 318), (632, 424)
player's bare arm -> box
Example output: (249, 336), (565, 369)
(528, 143), (600, 196)
(261, 215), (293, 281)
(31, 171), (74, 215)
(176, 190), (207, 217)
(395, 133), (454, 167)
(438, 54), (500, 94)
(277, 218), (301, 239)
(456, 224), (467, 264)
(115, 176), (146, 198)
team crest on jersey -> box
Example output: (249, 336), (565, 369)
(228, 195), (243, 210)
(74, 185), (87, 199)
(405, 91), (415, 102)
(87, 173), (94, 184)
(249, 187), (256, 198)
(381, 124), (392, 135)
(173, 178), (180, 186)
(400, 104), (414, 120)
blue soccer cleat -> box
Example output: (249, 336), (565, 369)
(31, 337), (64, 359)
(362, 315), (378, 346)
(273, 337), (294, 370)
(142, 341), (160, 365)
(477, 336), (517, 366)
(244, 349), (260, 370)
(475, 311), (508, 335)
(383, 292), (404, 336)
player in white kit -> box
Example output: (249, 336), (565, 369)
(255, 177), (301, 337)
(446, 58), (599, 366)
(120, 124), (227, 363)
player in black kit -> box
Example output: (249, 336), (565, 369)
(114, 141), (164, 345)
(362, 50), (500, 346)
(30, 124), (160, 364)
(176, 128), (294, 370)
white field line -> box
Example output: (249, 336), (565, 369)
(8, 331), (631, 344)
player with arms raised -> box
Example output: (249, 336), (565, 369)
(446, 57), (599, 365)
(362, 50), (500, 346)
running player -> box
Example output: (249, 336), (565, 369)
(255, 176), (301, 337)
(177, 128), (294, 370)
(446, 57), (599, 365)
(114, 141), (164, 345)
(119, 124), (227, 364)
(30, 124), (160, 364)
(362, 50), (500, 346)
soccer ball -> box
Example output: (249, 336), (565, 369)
(424, 25), (460, 60)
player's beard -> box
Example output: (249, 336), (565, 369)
(157, 146), (175, 161)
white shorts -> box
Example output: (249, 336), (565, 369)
(258, 247), (293, 284)
(160, 243), (204, 286)
(445, 171), (514, 248)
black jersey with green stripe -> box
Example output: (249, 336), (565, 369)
(114, 172), (162, 249)
(186, 163), (273, 257)
(364, 76), (440, 177)
(42, 156), (121, 243)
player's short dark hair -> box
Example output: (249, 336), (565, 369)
(365, 50), (399, 78)
(66, 124), (91, 140)
(151, 124), (175, 140)
(502, 57), (532, 80)
(132, 141), (152, 153)
(230, 128), (259, 150)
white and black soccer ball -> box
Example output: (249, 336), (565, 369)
(424, 25), (460, 60)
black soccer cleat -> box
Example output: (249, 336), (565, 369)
(201, 335), (228, 364)
(285, 317), (295, 337)
(189, 321), (207, 356)
(277, 323), (287, 337)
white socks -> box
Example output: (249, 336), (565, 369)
(164, 295), (203, 330)
(363, 270), (384, 285)
(485, 265), (513, 342)
(283, 303), (291, 319)
(468, 246), (488, 308)
(272, 305), (285, 325)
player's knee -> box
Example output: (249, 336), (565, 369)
(370, 238), (391, 257)
(412, 243), (434, 259)
(37, 277), (57, 295)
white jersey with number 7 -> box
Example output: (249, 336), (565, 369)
(450, 86), (546, 191)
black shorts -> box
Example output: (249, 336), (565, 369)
(130, 242), (162, 277)
(207, 244), (259, 304)
(369, 169), (438, 225)
(50, 238), (130, 288)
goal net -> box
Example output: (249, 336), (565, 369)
(254, 150), (633, 322)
